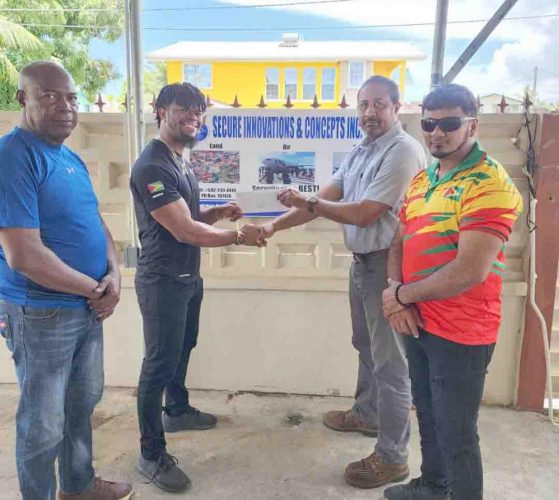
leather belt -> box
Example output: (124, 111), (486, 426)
(352, 249), (389, 263)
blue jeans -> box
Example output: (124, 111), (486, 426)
(0, 301), (104, 500)
(404, 329), (495, 500)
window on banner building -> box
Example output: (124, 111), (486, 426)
(183, 64), (212, 88)
(348, 61), (365, 88)
(266, 68), (280, 100)
(284, 68), (298, 100)
(321, 67), (335, 101)
(303, 68), (317, 100)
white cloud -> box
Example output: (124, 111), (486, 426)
(222, 0), (559, 102)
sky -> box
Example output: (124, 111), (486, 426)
(91, 0), (559, 104)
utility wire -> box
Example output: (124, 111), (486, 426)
(0, 0), (353, 13)
(0, 8), (119, 12)
(141, 13), (559, 31)
(17, 13), (559, 32)
(144, 0), (354, 10)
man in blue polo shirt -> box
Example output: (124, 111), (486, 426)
(0, 61), (132, 499)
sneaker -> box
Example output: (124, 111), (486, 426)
(137, 453), (191, 493)
(384, 476), (450, 499)
(344, 451), (409, 489)
(162, 406), (217, 432)
(323, 409), (378, 437)
(58, 477), (133, 499)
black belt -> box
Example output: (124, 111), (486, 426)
(352, 249), (389, 263)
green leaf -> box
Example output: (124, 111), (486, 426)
(0, 53), (17, 83)
(0, 0), (123, 108)
(0, 18), (43, 51)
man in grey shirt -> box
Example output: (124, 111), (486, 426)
(259, 75), (427, 489)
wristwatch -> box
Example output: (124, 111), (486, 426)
(235, 230), (246, 245)
(307, 195), (319, 213)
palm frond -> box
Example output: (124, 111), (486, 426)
(0, 53), (18, 84)
(0, 18), (43, 52)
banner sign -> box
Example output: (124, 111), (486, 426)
(190, 109), (363, 216)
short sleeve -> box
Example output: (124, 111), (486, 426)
(330, 152), (352, 191)
(362, 141), (426, 207)
(398, 192), (410, 225)
(131, 162), (182, 212)
(459, 174), (523, 242)
(0, 147), (40, 229)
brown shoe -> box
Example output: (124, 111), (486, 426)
(323, 409), (378, 436)
(58, 477), (133, 499)
(344, 451), (409, 489)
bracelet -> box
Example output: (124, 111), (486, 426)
(395, 283), (409, 308)
(235, 230), (246, 245)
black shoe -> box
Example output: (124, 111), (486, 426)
(137, 452), (191, 493)
(163, 406), (217, 432)
(384, 476), (450, 499)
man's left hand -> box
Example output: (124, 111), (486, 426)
(88, 271), (121, 321)
(277, 188), (306, 209)
(382, 280), (408, 318)
(387, 306), (423, 338)
(218, 202), (243, 221)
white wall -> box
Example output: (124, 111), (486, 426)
(0, 112), (531, 405)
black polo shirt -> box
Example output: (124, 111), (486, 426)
(130, 139), (201, 284)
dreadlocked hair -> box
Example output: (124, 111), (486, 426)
(155, 82), (207, 128)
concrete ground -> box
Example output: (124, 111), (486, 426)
(0, 385), (558, 500)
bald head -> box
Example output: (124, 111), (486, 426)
(18, 61), (75, 92)
(17, 61), (78, 145)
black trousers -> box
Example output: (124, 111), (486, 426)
(135, 276), (203, 460)
(404, 329), (495, 500)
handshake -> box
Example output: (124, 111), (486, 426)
(219, 187), (310, 248)
(235, 222), (274, 248)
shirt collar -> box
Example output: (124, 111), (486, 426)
(426, 140), (486, 188)
(359, 121), (402, 150)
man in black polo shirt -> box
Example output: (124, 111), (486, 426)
(130, 83), (263, 493)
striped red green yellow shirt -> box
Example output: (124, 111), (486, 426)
(399, 141), (523, 345)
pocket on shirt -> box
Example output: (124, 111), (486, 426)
(0, 313), (14, 352)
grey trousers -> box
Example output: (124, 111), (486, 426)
(349, 251), (411, 464)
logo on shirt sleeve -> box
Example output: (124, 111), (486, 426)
(147, 181), (164, 198)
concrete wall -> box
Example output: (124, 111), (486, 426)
(0, 112), (531, 405)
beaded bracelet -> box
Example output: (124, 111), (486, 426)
(395, 283), (409, 308)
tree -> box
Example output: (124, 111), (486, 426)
(0, 17), (43, 83)
(143, 61), (167, 106)
(117, 61), (167, 112)
(0, 0), (123, 110)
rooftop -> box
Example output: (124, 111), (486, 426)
(147, 39), (426, 63)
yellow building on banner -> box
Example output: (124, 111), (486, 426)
(147, 35), (425, 109)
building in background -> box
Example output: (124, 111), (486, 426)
(147, 34), (425, 109)
(480, 93), (524, 113)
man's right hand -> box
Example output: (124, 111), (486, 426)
(387, 305), (423, 339)
(86, 284), (104, 301)
(258, 222), (275, 239)
(87, 271), (121, 321)
(240, 224), (267, 247)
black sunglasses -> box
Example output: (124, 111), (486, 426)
(421, 117), (475, 133)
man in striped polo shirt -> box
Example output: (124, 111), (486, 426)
(382, 84), (522, 500)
